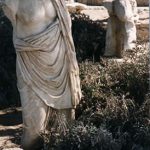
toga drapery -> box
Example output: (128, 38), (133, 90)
(14, 0), (82, 109)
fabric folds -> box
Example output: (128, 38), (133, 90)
(15, 0), (82, 109)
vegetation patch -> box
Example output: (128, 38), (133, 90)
(43, 13), (149, 150)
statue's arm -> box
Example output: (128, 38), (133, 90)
(1, 0), (18, 27)
(130, 0), (139, 22)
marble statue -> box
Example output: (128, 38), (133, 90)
(103, 0), (138, 57)
(1, 0), (81, 149)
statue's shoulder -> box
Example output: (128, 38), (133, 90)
(2, 0), (19, 26)
(2, 0), (19, 13)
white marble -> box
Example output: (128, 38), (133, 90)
(103, 0), (138, 57)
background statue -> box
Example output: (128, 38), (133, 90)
(103, 0), (139, 57)
(2, 0), (81, 149)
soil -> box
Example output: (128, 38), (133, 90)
(0, 6), (149, 150)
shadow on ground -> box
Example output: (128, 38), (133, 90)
(0, 109), (22, 126)
(0, 128), (22, 146)
(0, 108), (22, 148)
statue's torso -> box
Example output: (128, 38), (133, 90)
(4, 0), (57, 38)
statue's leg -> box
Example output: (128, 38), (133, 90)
(17, 66), (75, 149)
(104, 15), (125, 58)
(124, 20), (136, 50)
(20, 85), (48, 150)
(104, 16), (117, 57)
(21, 92), (74, 149)
(115, 18), (125, 58)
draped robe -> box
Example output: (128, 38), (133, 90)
(12, 0), (82, 110)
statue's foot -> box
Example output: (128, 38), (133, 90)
(103, 52), (116, 57)
(21, 133), (44, 150)
(103, 52), (123, 58)
(124, 43), (136, 50)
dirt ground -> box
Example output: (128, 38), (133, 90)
(0, 6), (149, 150)
(0, 108), (22, 150)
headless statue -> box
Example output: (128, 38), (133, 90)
(103, 0), (138, 57)
(2, 0), (81, 149)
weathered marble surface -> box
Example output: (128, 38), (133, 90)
(103, 0), (138, 57)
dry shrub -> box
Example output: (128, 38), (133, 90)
(43, 42), (149, 149)
(43, 11), (149, 150)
